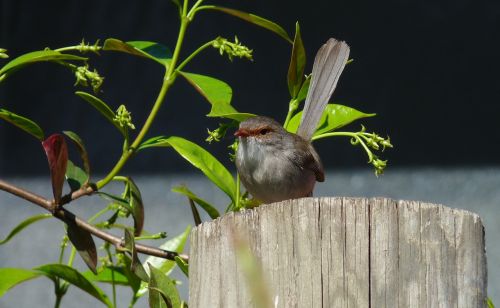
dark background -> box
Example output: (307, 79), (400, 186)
(1, 0), (499, 176)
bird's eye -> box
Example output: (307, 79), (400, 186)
(260, 129), (269, 135)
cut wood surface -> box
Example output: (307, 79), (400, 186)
(189, 197), (487, 307)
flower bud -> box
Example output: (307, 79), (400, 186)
(0, 48), (8, 59)
(114, 105), (136, 130)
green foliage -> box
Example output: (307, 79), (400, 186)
(148, 263), (181, 308)
(0, 268), (41, 297)
(125, 178), (145, 236)
(0, 50), (86, 79)
(172, 185), (220, 219)
(201, 6), (292, 43)
(179, 71), (254, 121)
(65, 160), (88, 191)
(0, 108), (45, 140)
(123, 229), (149, 282)
(0, 1), (392, 307)
(82, 267), (130, 286)
(139, 136), (237, 203)
(287, 22), (306, 98)
(75, 91), (127, 137)
(36, 264), (112, 307)
(103, 39), (172, 67)
(136, 226), (190, 298)
(0, 48), (8, 59)
(63, 130), (91, 178)
(286, 103), (376, 135)
(142, 226), (191, 278)
(487, 297), (495, 308)
(0, 214), (52, 245)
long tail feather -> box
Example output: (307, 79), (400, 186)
(297, 38), (350, 140)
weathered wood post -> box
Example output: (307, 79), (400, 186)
(189, 197), (487, 307)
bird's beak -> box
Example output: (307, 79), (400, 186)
(234, 128), (250, 137)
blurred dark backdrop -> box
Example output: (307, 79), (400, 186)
(1, 0), (499, 175)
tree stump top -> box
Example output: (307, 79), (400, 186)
(189, 197), (487, 307)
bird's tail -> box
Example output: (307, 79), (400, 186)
(297, 38), (350, 140)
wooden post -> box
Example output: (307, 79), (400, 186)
(189, 197), (487, 307)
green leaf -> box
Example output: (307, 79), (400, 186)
(100, 178), (144, 236)
(119, 253), (143, 294)
(149, 286), (172, 308)
(143, 226), (190, 276)
(148, 263), (181, 308)
(172, 185), (220, 219)
(125, 177), (145, 236)
(0, 108), (44, 140)
(138, 136), (236, 202)
(174, 256), (188, 278)
(296, 74), (311, 104)
(286, 104), (376, 136)
(103, 39), (172, 67)
(0, 50), (86, 77)
(179, 71), (253, 121)
(487, 297), (495, 308)
(0, 214), (52, 245)
(180, 71), (232, 105)
(178, 71), (253, 122)
(63, 130), (91, 177)
(66, 219), (98, 274)
(124, 229), (149, 282)
(75, 91), (126, 136)
(0, 268), (41, 297)
(206, 7), (292, 43)
(35, 264), (112, 307)
(82, 267), (130, 286)
(65, 160), (88, 191)
(136, 226), (191, 298)
(96, 191), (130, 208)
(208, 103), (255, 122)
(287, 22), (306, 98)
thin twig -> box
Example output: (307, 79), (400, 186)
(0, 179), (188, 262)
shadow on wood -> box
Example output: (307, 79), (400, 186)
(189, 197), (487, 307)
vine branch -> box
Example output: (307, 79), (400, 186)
(0, 179), (188, 262)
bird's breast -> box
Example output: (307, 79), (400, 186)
(235, 138), (316, 203)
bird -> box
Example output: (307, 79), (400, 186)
(234, 38), (350, 204)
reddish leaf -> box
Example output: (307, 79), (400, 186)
(42, 134), (68, 204)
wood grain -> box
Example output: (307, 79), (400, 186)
(189, 197), (486, 307)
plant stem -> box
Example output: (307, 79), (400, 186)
(54, 287), (63, 308)
(55, 42), (102, 54)
(313, 131), (374, 161)
(176, 40), (214, 72)
(283, 98), (299, 129)
(106, 246), (117, 308)
(235, 173), (241, 210)
(311, 131), (358, 141)
(88, 205), (112, 223)
(58, 236), (68, 264)
(96, 7), (191, 190)
(0, 179), (187, 262)
(187, 0), (205, 19)
(67, 247), (77, 267)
